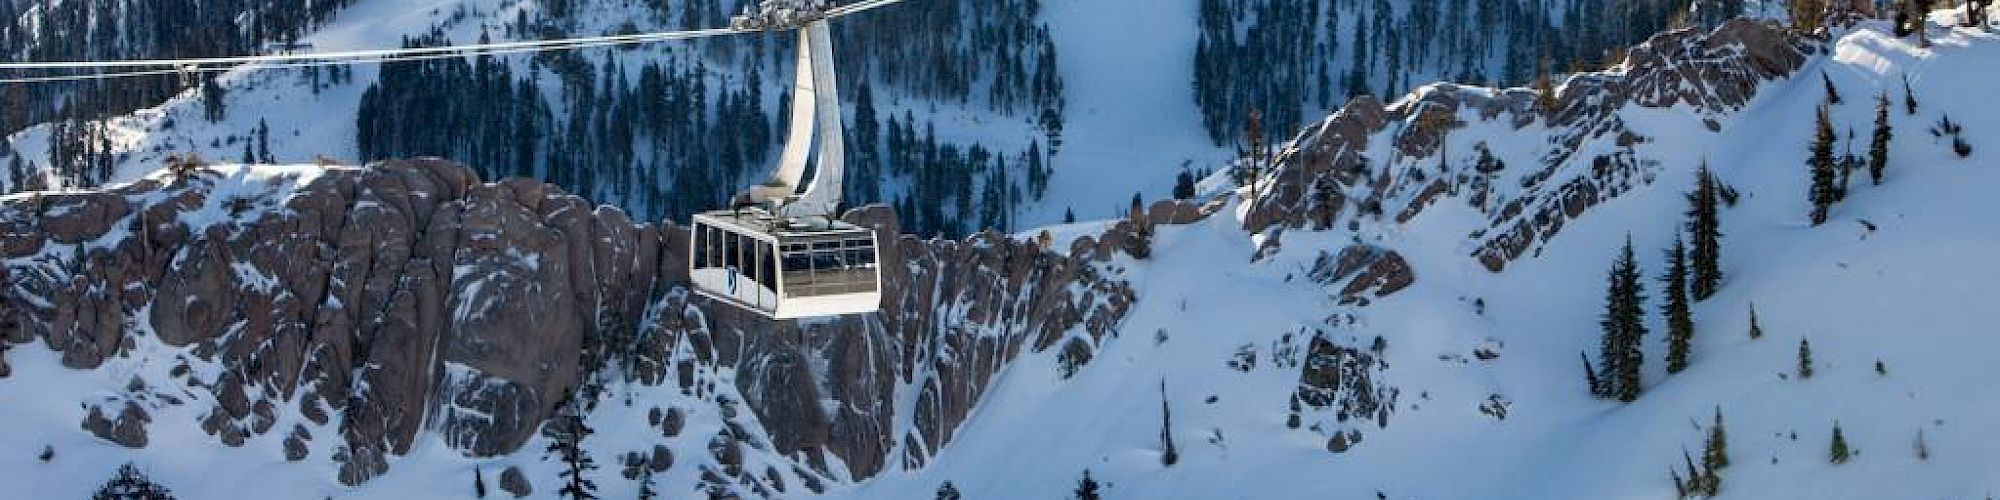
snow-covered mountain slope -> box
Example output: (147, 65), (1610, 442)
(827, 16), (2000, 500)
(3, 9), (2000, 500)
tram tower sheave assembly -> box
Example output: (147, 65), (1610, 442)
(689, 0), (901, 319)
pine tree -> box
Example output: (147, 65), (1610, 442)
(1581, 350), (1602, 395)
(547, 393), (598, 500)
(1173, 169), (1197, 200)
(1706, 407), (1731, 470)
(1598, 235), (1648, 402)
(637, 470), (658, 500)
(1748, 303), (1764, 339)
(1798, 337), (1816, 379)
(475, 467), (488, 498)
(1903, 73), (1919, 115)
(1686, 164), (1724, 300)
(1829, 422), (1851, 464)
(1074, 469), (1101, 500)
(1869, 92), (1893, 185)
(1533, 57), (1558, 117)
(1809, 105), (1839, 226)
(1821, 71), (1842, 105)
(1160, 380), (1179, 467)
(92, 462), (174, 500)
(1680, 448), (1707, 497)
(1064, 207), (1076, 224)
(936, 480), (962, 500)
(1662, 235), (1695, 374)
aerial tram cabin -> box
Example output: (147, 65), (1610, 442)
(686, 0), (899, 319)
(688, 210), (880, 319)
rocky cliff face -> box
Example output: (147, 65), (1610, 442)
(0, 158), (1134, 487)
(1243, 19), (1808, 272)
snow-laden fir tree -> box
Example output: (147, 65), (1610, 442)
(936, 480), (962, 500)
(1598, 235), (1648, 401)
(1810, 105), (1840, 226)
(1687, 163), (1725, 300)
(1870, 92), (1894, 185)
(1662, 235), (1695, 374)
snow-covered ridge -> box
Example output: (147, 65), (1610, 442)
(1244, 19), (1809, 273)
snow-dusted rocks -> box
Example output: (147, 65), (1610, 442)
(0, 158), (1137, 488)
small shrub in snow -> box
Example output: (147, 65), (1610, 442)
(1830, 422), (1851, 464)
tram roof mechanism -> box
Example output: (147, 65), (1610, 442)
(688, 0), (906, 320)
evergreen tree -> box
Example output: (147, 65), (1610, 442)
(1820, 71), (1841, 105)
(1869, 91), (1893, 185)
(1580, 350), (1602, 395)
(1798, 337), (1816, 379)
(637, 470), (657, 500)
(1064, 207), (1076, 224)
(1706, 407), (1731, 470)
(1173, 168), (1197, 200)
(92, 463), (174, 500)
(1903, 73), (1919, 115)
(1533, 58), (1558, 116)
(1748, 303), (1764, 339)
(1160, 380), (1179, 467)
(201, 74), (227, 123)
(547, 393), (599, 500)
(475, 467), (488, 498)
(936, 480), (962, 500)
(1597, 235), (1648, 402)
(1809, 105), (1839, 226)
(1074, 469), (1101, 500)
(1662, 235), (1695, 374)
(1829, 422), (1850, 464)
(1686, 163), (1724, 299)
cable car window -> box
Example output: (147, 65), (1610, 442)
(723, 233), (739, 271)
(757, 241), (777, 290)
(713, 226), (726, 269)
(812, 251), (843, 271)
(691, 224), (709, 269)
(813, 240), (842, 251)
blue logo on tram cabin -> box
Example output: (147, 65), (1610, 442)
(727, 265), (739, 295)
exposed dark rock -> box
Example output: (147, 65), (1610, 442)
(499, 466), (532, 498)
(81, 402), (150, 448)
